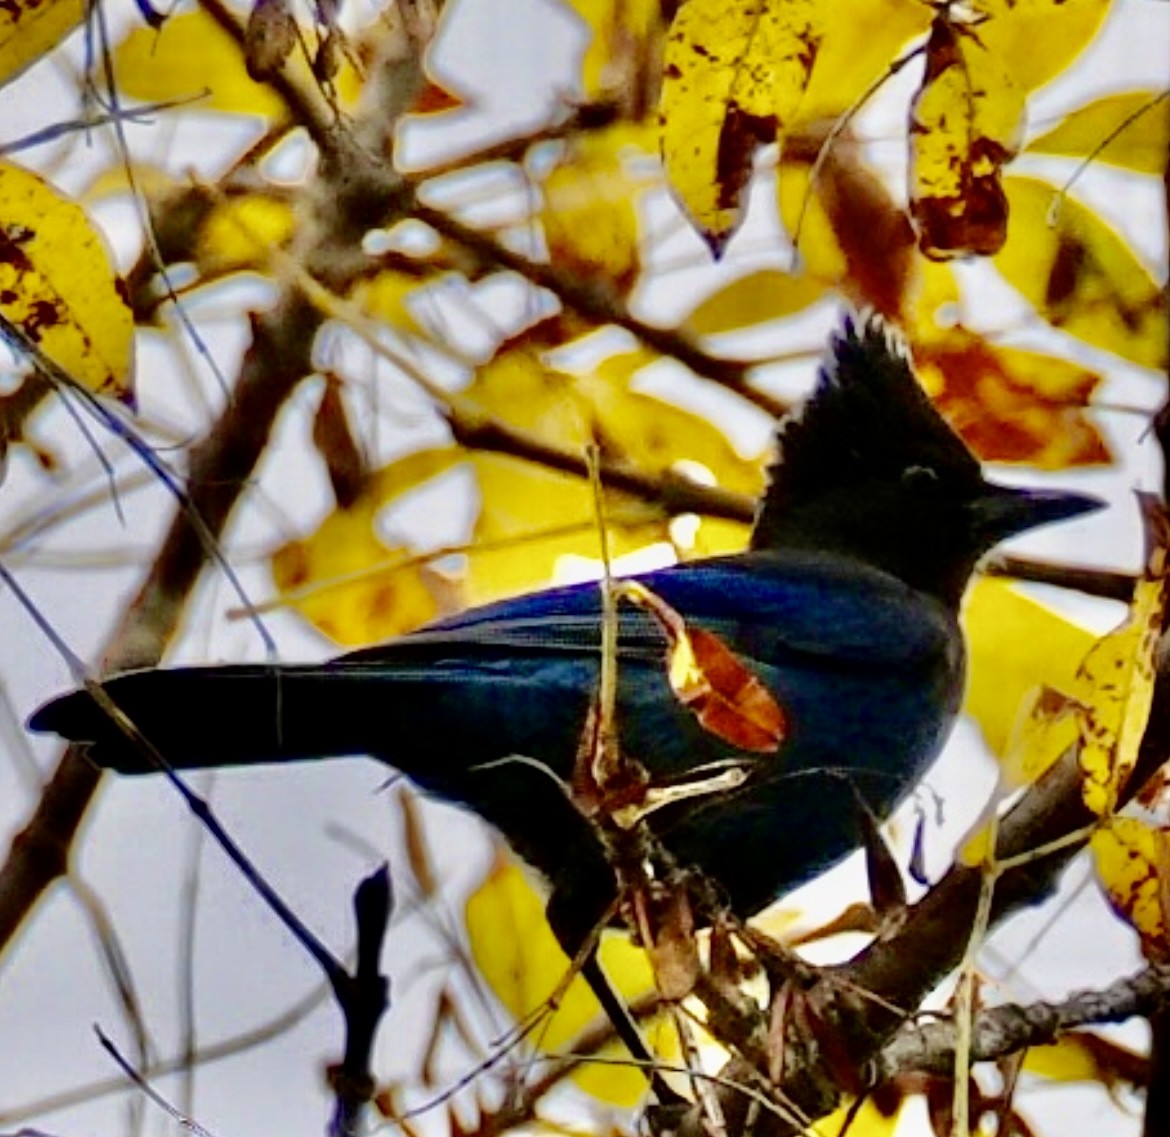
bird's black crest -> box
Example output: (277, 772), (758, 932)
(752, 317), (980, 544)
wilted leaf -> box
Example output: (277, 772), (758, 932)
(660, 0), (823, 253)
(540, 129), (652, 294)
(777, 143), (916, 320)
(0, 159), (134, 400)
(683, 268), (825, 336)
(312, 372), (367, 509)
(244, 0), (298, 80)
(1027, 90), (1170, 175)
(909, 12), (1024, 259)
(271, 447), (464, 645)
(972, 0), (1111, 94)
(0, 0), (83, 90)
(634, 885), (700, 1002)
(619, 580), (786, 753)
(194, 193), (296, 275)
(1092, 816), (1170, 961)
(916, 327), (1109, 469)
(465, 857), (670, 1106)
(962, 578), (1096, 760)
(995, 176), (1168, 371)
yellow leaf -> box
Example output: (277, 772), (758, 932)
(1027, 90), (1170, 175)
(1077, 502), (1169, 816)
(814, 1096), (906, 1137)
(1024, 1030), (1146, 1090)
(995, 176), (1168, 371)
(0, 0), (83, 90)
(351, 269), (426, 336)
(467, 453), (665, 604)
(1092, 816), (1170, 961)
(793, 0), (930, 127)
(115, 10), (288, 119)
(660, 0), (823, 253)
(683, 268), (825, 336)
(0, 159), (134, 400)
(465, 857), (673, 1106)
(962, 578), (1096, 760)
(541, 129), (651, 293)
(564, 0), (661, 99)
(972, 0), (1111, 94)
(909, 12), (1024, 259)
(271, 448), (465, 645)
(194, 194), (297, 275)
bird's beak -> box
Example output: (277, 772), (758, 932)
(971, 483), (1105, 544)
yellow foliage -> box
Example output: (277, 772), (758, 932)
(1027, 90), (1170, 175)
(0, 158), (134, 400)
(0, 0), (83, 90)
(564, 0), (661, 98)
(962, 578), (1095, 760)
(466, 453), (666, 605)
(995, 176), (1168, 371)
(116, 10), (288, 119)
(271, 448), (465, 645)
(194, 194), (297, 275)
(972, 0), (1112, 94)
(792, 0), (929, 127)
(683, 268), (825, 336)
(541, 128), (654, 293)
(465, 857), (672, 1106)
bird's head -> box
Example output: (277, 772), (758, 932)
(751, 317), (1103, 607)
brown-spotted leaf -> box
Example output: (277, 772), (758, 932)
(1027, 90), (1170, 175)
(915, 326), (1109, 469)
(660, 0), (823, 254)
(995, 176), (1168, 371)
(1077, 497), (1169, 817)
(0, 159), (134, 400)
(0, 0), (83, 90)
(909, 12), (1024, 259)
(1092, 816), (1170, 962)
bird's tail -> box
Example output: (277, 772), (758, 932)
(28, 665), (395, 774)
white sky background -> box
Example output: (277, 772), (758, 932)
(0, 1), (1167, 1135)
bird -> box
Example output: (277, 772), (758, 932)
(30, 316), (1101, 1090)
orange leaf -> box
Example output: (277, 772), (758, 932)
(915, 327), (1109, 469)
(619, 581), (786, 753)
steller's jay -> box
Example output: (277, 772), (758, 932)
(30, 316), (1101, 1088)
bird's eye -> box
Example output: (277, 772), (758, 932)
(902, 465), (940, 489)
